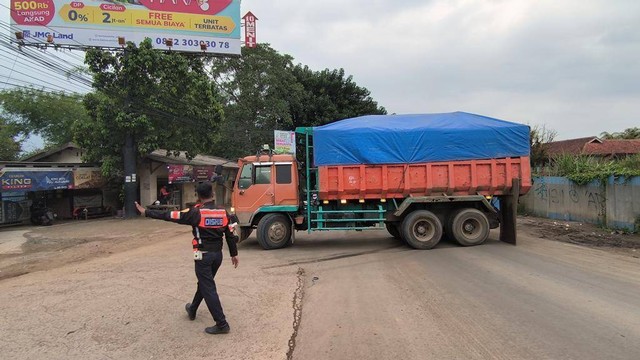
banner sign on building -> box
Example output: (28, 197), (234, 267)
(168, 164), (194, 184)
(274, 130), (296, 155)
(168, 165), (220, 183)
(73, 169), (105, 189)
(0, 169), (73, 192)
(9, 0), (241, 55)
(193, 166), (213, 181)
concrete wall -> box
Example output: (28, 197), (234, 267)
(138, 162), (160, 207)
(521, 176), (640, 232)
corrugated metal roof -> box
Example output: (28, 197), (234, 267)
(146, 150), (238, 168)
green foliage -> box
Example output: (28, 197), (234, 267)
(80, 39), (224, 176)
(290, 65), (386, 128)
(0, 117), (22, 160)
(600, 127), (640, 139)
(208, 44), (386, 159)
(529, 124), (557, 167)
(548, 154), (640, 185)
(0, 88), (88, 146)
(208, 44), (304, 159)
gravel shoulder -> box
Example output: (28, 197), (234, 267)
(0, 218), (299, 360)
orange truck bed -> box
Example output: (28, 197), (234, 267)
(318, 156), (531, 201)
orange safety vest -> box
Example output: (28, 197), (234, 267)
(191, 205), (229, 250)
(198, 208), (229, 229)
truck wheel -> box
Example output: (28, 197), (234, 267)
(449, 208), (490, 246)
(385, 222), (402, 240)
(257, 214), (292, 250)
(401, 210), (443, 250)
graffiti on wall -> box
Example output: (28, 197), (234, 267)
(533, 179), (606, 216)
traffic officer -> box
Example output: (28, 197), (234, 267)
(134, 181), (239, 335)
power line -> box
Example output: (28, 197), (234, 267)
(0, 79), (82, 94)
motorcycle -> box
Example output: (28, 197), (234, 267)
(30, 200), (55, 226)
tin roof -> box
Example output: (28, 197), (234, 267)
(146, 150), (239, 168)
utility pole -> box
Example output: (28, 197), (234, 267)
(121, 44), (137, 218)
(123, 133), (137, 218)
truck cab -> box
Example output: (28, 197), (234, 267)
(232, 153), (301, 246)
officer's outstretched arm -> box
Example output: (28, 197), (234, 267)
(144, 207), (200, 226)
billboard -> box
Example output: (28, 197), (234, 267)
(274, 130), (296, 155)
(9, 0), (241, 55)
(0, 169), (74, 192)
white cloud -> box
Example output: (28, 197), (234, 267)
(243, 0), (640, 138)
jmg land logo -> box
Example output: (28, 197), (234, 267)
(23, 30), (74, 40)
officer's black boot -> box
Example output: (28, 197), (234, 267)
(205, 324), (230, 335)
(185, 303), (196, 321)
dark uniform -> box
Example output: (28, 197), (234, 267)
(144, 201), (238, 329)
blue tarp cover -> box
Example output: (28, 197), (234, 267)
(313, 112), (530, 166)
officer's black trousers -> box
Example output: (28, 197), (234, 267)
(190, 251), (227, 327)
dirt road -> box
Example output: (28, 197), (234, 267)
(1, 217), (639, 359)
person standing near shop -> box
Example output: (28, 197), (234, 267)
(134, 182), (239, 335)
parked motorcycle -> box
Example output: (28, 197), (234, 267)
(30, 200), (55, 226)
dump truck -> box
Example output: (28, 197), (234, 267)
(231, 112), (531, 250)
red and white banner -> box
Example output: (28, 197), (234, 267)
(243, 11), (257, 48)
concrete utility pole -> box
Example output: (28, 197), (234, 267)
(123, 133), (137, 218)
(121, 46), (137, 219)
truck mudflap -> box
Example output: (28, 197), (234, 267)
(499, 179), (521, 245)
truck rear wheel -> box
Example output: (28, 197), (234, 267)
(448, 208), (490, 246)
(401, 210), (443, 250)
(385, 222), (402, 240)
(257, 214), (292, 250)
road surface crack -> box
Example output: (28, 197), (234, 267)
(286, 267), (305, 360)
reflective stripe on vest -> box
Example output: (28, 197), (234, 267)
(198, 209), (228, 229)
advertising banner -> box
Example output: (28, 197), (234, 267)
(274, 130), (296, 155)
(193, 166), (213, 181)
(0, 169), (73, 192)
(168, 165), (218, 183)
(167, 164), (193, 183)
(9, 0), (241, 55)
(73, 169), (105, 189)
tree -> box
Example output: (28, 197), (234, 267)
(0, 88), (87, 146)
(290, 66), (386, 128)
(208, 44), (304, 159)
(79, 39), (224, 177)
(600, 127), (640, 139)
(208, 44), (387, 159)
(0, 117), (22, 160)
(530, 125), (557, 167)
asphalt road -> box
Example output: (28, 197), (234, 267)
(1, 219), (639, 359)
(281, 230), (640, 360)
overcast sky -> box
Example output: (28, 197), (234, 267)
(243, 0), (640, 139)
(2, 0), (639, 143)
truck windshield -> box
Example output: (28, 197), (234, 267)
(238, 164), (253, 189)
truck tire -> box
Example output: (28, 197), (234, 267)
(385, 222), (402, 240)
(256, 214), (292, 250)
(401, 210), (443, 250)
(448, 208), (490, 246)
